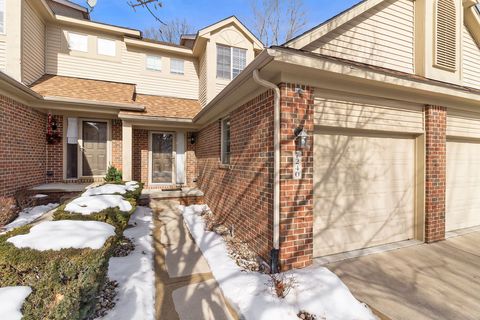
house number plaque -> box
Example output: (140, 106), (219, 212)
(293, 151), (302, 180)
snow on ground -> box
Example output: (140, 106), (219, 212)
(98, 206), (155, 320)
(33, 194), (48, 199)
(0, 286), (32, 320)
(1, 203), (59, 234)
(83, 182), (139, 197)
(7, 220), (115, 251)
(180, 205), (377, 320)
(65, 195), (132, 215)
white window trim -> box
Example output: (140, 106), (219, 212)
(146, 54), (162, 71)
(148, 131), (177, 186)
(0, 0), (6, 35)
(170, 58), (185, 75)
(217, 45), (247, 80)
(221, 118), (231, 165)
(97, 37), (117, 57)
(68, 32), (89, 53)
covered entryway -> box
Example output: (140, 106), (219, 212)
(446, 139), (480, 231)
(313, 131), (416, 257)
(81, 120), (108, 177)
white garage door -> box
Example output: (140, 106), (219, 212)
(446, 140), (480, 231)
(313, 132), (415, 257)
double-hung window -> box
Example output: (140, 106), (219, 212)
(216, 45), (247, 80)
(221, 118), (231, 165)
(97, 38), (116, 56)
(68, 32), (88, 52)
(146, 55), (162, 71)
(170, 58), (184, 75)
(0, 0), (5, 34)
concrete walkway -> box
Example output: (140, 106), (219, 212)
(151, 199), (237, 320)
(326, 231), (480, 320)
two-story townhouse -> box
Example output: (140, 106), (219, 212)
(3, 0), (480, 272)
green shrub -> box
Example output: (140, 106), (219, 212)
(0, 226), (115, 320)
(53, 204), (135, 234)
(104, 165), (122, 183)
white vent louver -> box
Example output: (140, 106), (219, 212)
(435, 0), (457, 71)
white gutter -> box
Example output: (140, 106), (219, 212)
(253, 70), (281, 263)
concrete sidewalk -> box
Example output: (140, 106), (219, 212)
(326, 231), (480, 320)
(151, 199), (237, 320)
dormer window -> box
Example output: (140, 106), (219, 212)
(435, 0), (456, 71)
(0, 0), (5, 34)
(217, 45), (247, 80)
(68, 32), (88, 52)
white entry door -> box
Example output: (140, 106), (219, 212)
(313, 132), (416, 257)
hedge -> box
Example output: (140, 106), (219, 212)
(0, 182), (143, 320)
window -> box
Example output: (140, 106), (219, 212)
(146, 55), (162, 71)
(68, 32), (88, 52)
(97, 38), (116, 56)
(221, 118), (231, 165)
(217, 45), (247, 80)
(170, 58), (184, 75)
(0, 0), (5, 34)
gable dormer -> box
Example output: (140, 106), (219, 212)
(191, 17), (264, 106)
(415, 0), (463, 84)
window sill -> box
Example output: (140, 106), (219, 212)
(218, 163), (233, 170)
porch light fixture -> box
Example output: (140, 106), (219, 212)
(189, 133), (197, 145)
(294, 126), (309, 149)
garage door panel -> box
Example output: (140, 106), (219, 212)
(447, 140), (480, 231)
(314, 133), (415, 257)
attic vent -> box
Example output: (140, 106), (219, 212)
(435, 0), (457, 71)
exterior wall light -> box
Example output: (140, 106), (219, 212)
(294, 126), (309, 149)
(189, 133), (197, 145)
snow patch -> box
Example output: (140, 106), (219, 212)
(0, 286), (32, 320)
(32, 194), (48, 199)
(180, 205), (377, 320)
(98, 206), (155, 320)
(7, 220), (115, 251)
(1, 203), (59, 234)
(83, 182), (139, 197)
(65, 195), (132, 215)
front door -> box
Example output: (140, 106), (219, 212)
(82, 121), (107, 176)
(151, 133), (174, 184)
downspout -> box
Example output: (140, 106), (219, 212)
(253, 69), (281, 273)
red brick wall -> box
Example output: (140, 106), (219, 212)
(196, 90), (274, 261)
(133, 129), (149, 183)
(112, 120), (123, 171)
(424, 105), (446, 242)
(279, 84), (315, 270)
(0, 94), (47, 198)
(186, 132), (197, 187)
(46, 115), (64, 183)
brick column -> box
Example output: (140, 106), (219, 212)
(112, 120), (123, 170)
(279, 84), (314, 270)
(46, 115), (64, 183)
(424, 105), (447, 242)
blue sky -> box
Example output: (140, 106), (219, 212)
(70, 0), (361, 38)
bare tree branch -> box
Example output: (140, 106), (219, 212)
(144, 18), (194, 44)
(251, 0), (307, 46)
(127, 0), (167, 25)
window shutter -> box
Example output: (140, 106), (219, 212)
(435, 0), (456, 70)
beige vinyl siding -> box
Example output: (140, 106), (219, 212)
(462, 25), (480, 90)
(304, 0), (414, 74)
(314, 91), (424, 134)
(22, 1), (46, 85)
(46, 26), (199, 100)
(0, 40), (5, 71)
(313, 132), (415, 256)
(199, 52), (207, 106)
(447, 111), (480, 139)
